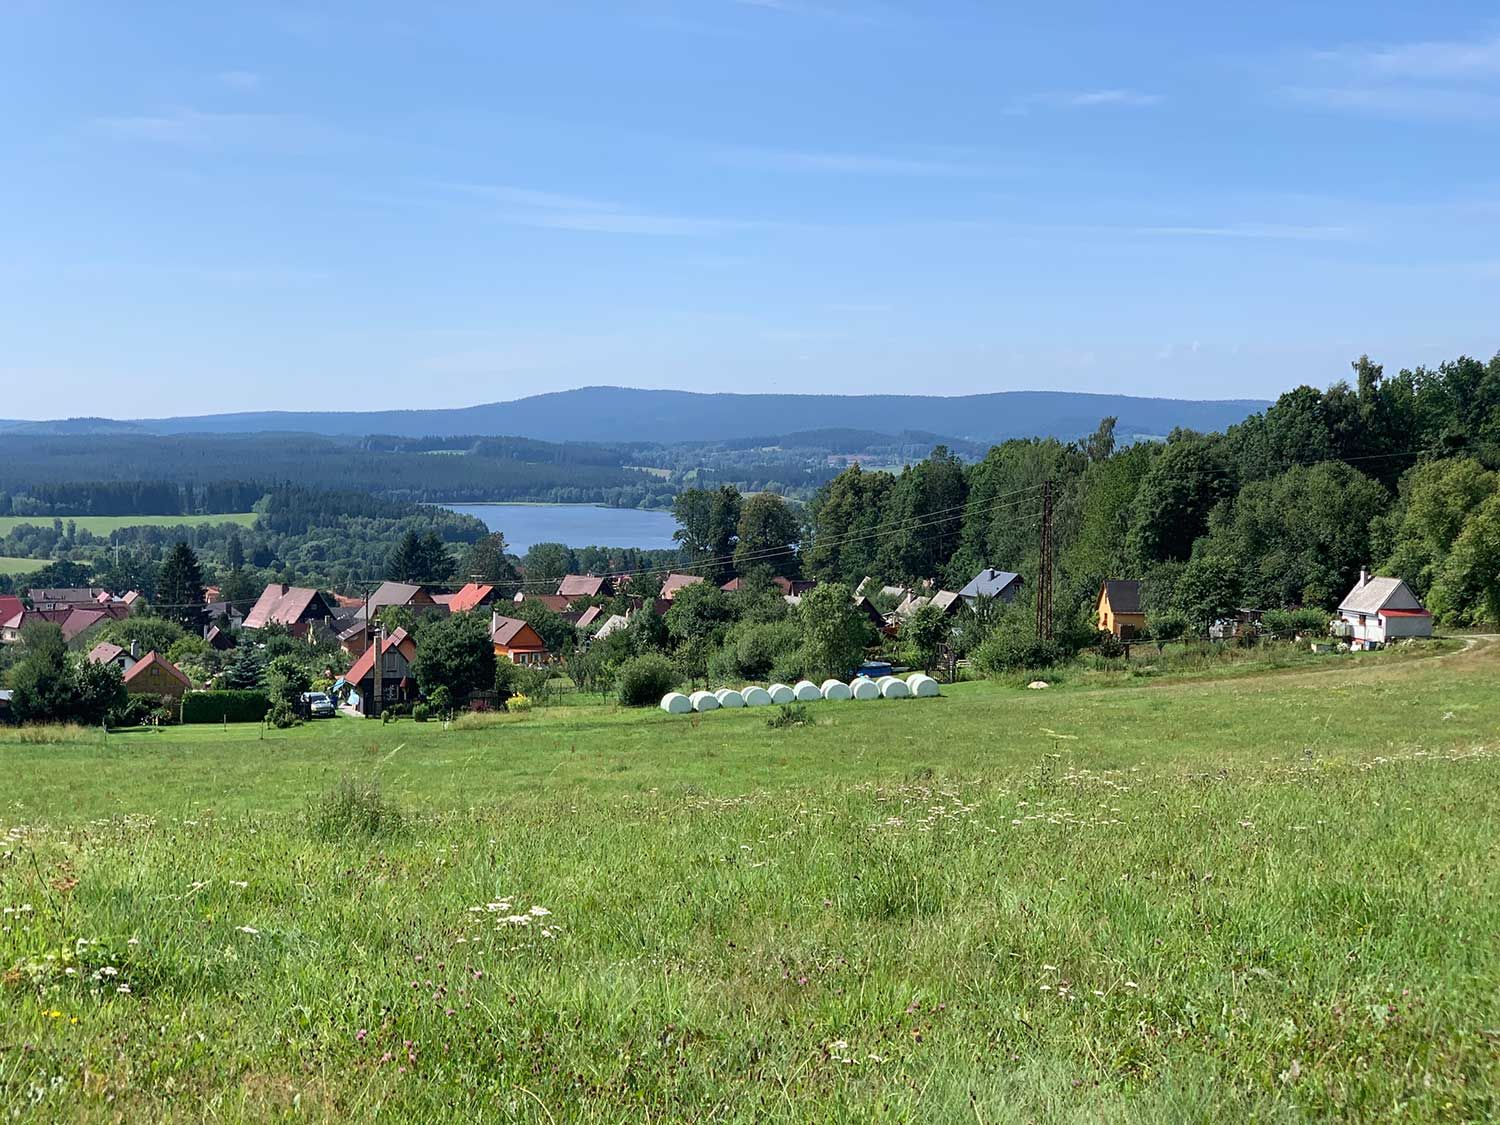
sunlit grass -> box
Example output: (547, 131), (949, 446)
(1, 639), (1496, 1120)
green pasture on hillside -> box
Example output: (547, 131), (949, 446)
(0, 512), (256, 536)
(1, 640), (1496, 1121)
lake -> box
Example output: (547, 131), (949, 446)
(444, 503), (679, 553)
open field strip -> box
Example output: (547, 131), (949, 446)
(0, 513), (256, 536)
(0, 557), (46, 576)
(1, 641), (1496, 1120)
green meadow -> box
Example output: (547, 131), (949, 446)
(0, 557), (46, 576)
(1, 641), (1496, 1121)
(0, 513), (256, 537)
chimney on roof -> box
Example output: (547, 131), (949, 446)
(1359, 567), (1370, 587)
(129, 640), (139, 659)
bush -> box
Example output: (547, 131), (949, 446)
(505, 693), (533, 713)
(267, 697), (301, 729)
(973, 630), (1064, 675)
(766, 703), (808, 729)
(106, 694), (160, 729)
(308, 777), (405, 841)
(1095, 630), (1125, 659)
(180, 690), (271, 724)
(1261, 607), (1331, 639)
(411, 703), (433, 722)
(616, 653), (679, 707)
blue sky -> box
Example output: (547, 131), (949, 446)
(2, 2), (1498, 419)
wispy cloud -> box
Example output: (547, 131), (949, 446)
(217, 70), (262, 90)
(721, 146), (997, 177)
(1281, 33), (1500, 120)
(93, 107), (326, 148)
(1009, 89), (1162, 113)
(1132, 222), (1355, 242)
(438, 182), (749, 237)
(1311, 35), (1500, 79)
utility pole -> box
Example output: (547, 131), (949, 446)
(372, 624), (386, 719)
(1036, 479), (1054, 642)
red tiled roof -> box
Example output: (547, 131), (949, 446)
(490, 614), (546, 651)
(449, 583), (495, 614)
(520, 594), (570, 614)
(86, 641), (125, 665)
(1379, 608), (1432, 617)
(244, 584), (326, 630)
(660, 573), (705, 599)
(123, 651), (192, 690)
(58, 608), (109, 641)
(575, 605), (605, 628)
(345, 627), (413, 684)
(0, 596), (23, 624)
(557, 575), (609, 598)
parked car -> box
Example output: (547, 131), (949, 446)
(300, 691), (336, 719)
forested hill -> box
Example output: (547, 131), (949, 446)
(6, 388), (1267, 443)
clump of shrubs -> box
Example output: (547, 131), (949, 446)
(766, 703), (808, 729)
(504, 693), (533, 714)
(973, 631), (1065, 675)
(308, 777), (405, 841)
(615, 654), (678, 707)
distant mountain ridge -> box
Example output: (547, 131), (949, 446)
(4, 386), (1269, 444)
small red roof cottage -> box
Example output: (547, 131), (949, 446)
(123, 651), (193, 700)
(490, 613), (549, 665)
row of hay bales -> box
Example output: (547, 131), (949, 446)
(660, 674), (940, 714)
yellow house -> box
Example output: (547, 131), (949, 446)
(1096, 580), (1146, 640)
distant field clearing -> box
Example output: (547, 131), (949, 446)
(0, 512), (256, 535)
(0, 555), (45, 575)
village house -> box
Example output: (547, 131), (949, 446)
(244, 584), (338, 636)
(516, 592), (573, 614)
(123, 651), (193, 701)
(957, 567), (1025, 606)
(490, 613), (550, 665)
(28, 587), (111, 612)
(1096, 579), (1146, 640)
(448, 582), (499, 614)
(1335, 570), (1433, 650)
(86, 640), (140, 675)
(720, 576), (817, 597)
(359, 581), (443, 620)
(342, 627), (418, 717)
(575, 605), (606, 630)
(557, 574), (614, 604)
(660, 572), (705, 601)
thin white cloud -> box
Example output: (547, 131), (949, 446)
(217, 70), (262, 90)
(93, 107), (324, 147)
(439, 181), (749, 237)
(1132, 223), (1354, 242)
(1312, 35), (1500, 80)
(722, 146), (996, 177)
(1282, 84), (1500, 120)
(1283, 33), (1500, 120)
(1009, 89), (1162, 114)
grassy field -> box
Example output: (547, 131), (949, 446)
(0, 557), (46, 576)
(1, 641), (1496, 1121)
(0, 513), (256, 536)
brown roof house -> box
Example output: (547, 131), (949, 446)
(490, 613), (550, 665)
(87, 641), (140, 675)
(244, 584), (337, 636)
(557, 574), (615, 604)
(343, 627), (418, 717)
(1096, 580), (1146, 640)
(123, 651), (193, 701)
(660, 573), (706, 601)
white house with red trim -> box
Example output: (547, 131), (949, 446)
(1335, 570), (1433, 649)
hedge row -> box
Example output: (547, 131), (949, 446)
(181, 690), (272, 724)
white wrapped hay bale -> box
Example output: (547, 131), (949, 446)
(880, 677), (911, 699)
(849, 677), (880, 701)
(659, 692), (692, 714)
(906, 673), (940, 698)
(741, 685), (773, 707)
(793, 680), (822, 703)
(767, 683), (796, 705)
(689, 690), (720, 712)
(714, 688), (745, 709)
(821, 679), (853, 701)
